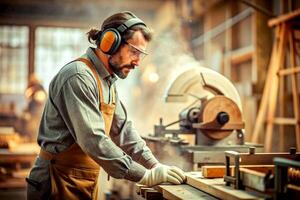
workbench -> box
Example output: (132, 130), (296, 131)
(0, 143), (38, 189)
(136, 172), (271, 200)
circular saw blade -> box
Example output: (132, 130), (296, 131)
(199, 96), (243, 140)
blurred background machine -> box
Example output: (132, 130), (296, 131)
(144, 66), (263, 170)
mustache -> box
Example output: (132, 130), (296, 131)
(120, 64), (136, 70)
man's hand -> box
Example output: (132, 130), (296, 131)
(138, 163), (186, 187)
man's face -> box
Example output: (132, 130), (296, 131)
(109, 30), (148, 79)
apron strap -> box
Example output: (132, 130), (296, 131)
(111, 85), (116, 104)
(76, 58), (116, 105)
(76, 58), (105, 104)
(39, 148), (54, 161)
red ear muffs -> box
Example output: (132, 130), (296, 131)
(99, 28), (121, 55)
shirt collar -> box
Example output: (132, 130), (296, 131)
(85, 47), (118, 85)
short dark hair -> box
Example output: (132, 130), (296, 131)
(87, 11), (152, 47)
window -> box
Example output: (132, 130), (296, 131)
(35, 27), (90, 90)
(0, 26), (29, 93)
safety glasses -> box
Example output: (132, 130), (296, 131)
(124, 41), (148, 60)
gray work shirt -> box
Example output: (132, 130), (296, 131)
(28, 47), (158, 186)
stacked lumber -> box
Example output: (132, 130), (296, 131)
(0, 143), (39, 188)
(0, 127), (21, 149)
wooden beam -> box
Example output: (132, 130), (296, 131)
(287, 184), (300, 192)
(268, 8), (300, 27)
(278, 66), (300, 76)
(0, 143), (38, 164)
(0, 177), (27, 189)
(223, 46), (254, 66)
(289, 28), (300, 151)
(225, 151), (300, 166)
(202, 165), (229, 178)
(28, 25), (35, 79)
(0, 17), (92, 28)
(252, 0), (272, 93)
(0, 0), (160, 27)
(269, 117), (299, 125)
(0, 153), (37, 164)
(240, 168), (270, 192)
(202, 165), (274, 178)
(230, 50), (253, 65)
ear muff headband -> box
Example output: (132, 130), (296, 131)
(99, 18), (146, 55)
(116, 18), (146, 33)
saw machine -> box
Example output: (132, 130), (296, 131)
(139, 67), (299, 199)
(144, 67), (263, 169)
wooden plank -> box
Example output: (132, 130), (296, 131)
(145, 189), (163, 200)
(289, 28), (300, 151)
(270, 117), (298, 125)
(278, 66), (300, 76)
(188, 146), (264, 165)
(202, 165), (228, 178)
(136, 184), (144, 195)
(156, 184), (218, 200)
(136, 184), (152, 196)
(186, 172), (267, 200)
(223, 1), (233, 77)
(202, 165), (274, 178)
(240, 168), (270, 192)
(265, 23), (288, 152)
(268, 8), (300, 27)
(136, 184), (162, 200)
(287, 184), (300, 192)
(0, 178), (26, 189)
(225, 151), (300, 165)
(10, 169), (31, 179)
(230, 48), (253, 65)
(0, 153), (37, 164)
(279, 58), (286, 151)
(141, 187), (152, 197)
(0, 143), (39, 164)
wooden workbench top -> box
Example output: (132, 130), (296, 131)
(136, 172), (271, 200)
(186, 172), (269, 200)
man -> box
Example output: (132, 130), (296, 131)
(27, 11), (186, 200)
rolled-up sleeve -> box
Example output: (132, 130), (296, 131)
(110, 96), (159, 169)
(53, 73), (146, 182)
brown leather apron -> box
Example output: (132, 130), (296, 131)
(39, 58), (115, 200)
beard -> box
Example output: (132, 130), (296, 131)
(109, 58), (135, 79)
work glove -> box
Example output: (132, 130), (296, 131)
(138, 163), (186, 187)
